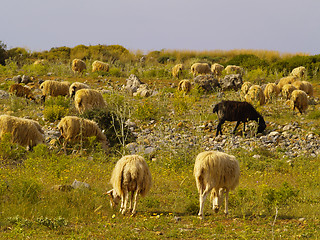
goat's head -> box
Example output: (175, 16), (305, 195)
(106, 189), (121, 209)
(257, 116), (266, 133)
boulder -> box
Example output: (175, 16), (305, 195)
(193, 74), (219, 92)
(220, 74), (243, 91)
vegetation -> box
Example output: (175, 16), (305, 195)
(0, 42), (319, 238)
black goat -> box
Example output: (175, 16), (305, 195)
(212, 100), (266, 136)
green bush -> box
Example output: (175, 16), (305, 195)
(43, 105), (68, 122)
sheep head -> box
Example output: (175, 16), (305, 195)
(257, 117), (266, 133)
(106, 189), (121, 209)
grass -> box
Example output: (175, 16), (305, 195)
(0, 59), (320, 238)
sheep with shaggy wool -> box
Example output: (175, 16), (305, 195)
(57, 116), (109, 154)
(172, 64), (183, 78)
(290, 66), (306, 79)
(264, 83), (280, 103)
(177, 79), (192, 93)
(107, 155), (152, 215)
(74, 89), (107, 114)
(0, 115), (45, 149)
(40, 80), (70, 102)
(211, 63), (224, 79)
(191, 63), (211, 77)
(225, 65), (243, 75)
(71, 59), (87, 74)
(92, 60), (109, 72)
(69, 82), (90, 98)
(290, 90), (308, 114)
(240, 81), (253, 100)
(277, 76), (298, 91)
(194, 151), (240, 219)
(245, 85), (265, 106)
(212, 100), (266, 136)
(9, 84), (35, 101)
(281, 84), (297, 100)
(301, 81), (313, 97)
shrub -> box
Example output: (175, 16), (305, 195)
(134, 98), (159, 121)
(0, 133), (26, 164)
(43, 105), (68, 122)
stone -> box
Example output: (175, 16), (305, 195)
(220, 74), (243, 91)
(71, 180), (91, 189)
(193, 74), (219, 92)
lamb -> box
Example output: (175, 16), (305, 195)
(301, 81), (313, 97)
(277, 76), (298, 91)
(211, 63), (224, 79)
(40, 80), (70, 102)
(71, 59), (87, 74)
(172, 64), (183, 78)
(281, 84), (297, 100)
(106, 155), (152, 215)
(74, 89), (107, 114)
(8, 84), (35, 101)
(57, 116), (109, 154)
(92, 60), (109, 72)
(290, 66), (306, 79)
(194, 151), (240, 219)
(225, 65), (243, 75)
(290, 90), (308, 114)
(212, 100), (266, 136)
(263, 83), (280, 103)
(190, 63), (211, 77)
(177, 79), (192, 93)
(69, 82), (90, 98)
(0, 115), (45, 149)
(240, 81), (253, 100)
(245, 85), (265, 106)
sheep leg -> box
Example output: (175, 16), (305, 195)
(224, 189), (229, 215)
(128, 191), (134, 212)
(198, 186), (210, 219)
(121, 189), (129, 215)
(131, 190), (139, 215)
(216, 120), (225, 136)
(232, 121), (241, 134)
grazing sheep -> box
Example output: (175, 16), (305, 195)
(40, 80), (70, 102)
(107, 155), (152, 215)
(92, 60), (109, 72)
(263, 83), (280, 103)
(240, 81), (253, 100)
(69, 82), (90, 98)
(212, 100), (266, 136)
(191, 63), (211, 76)
(290, 66), (306, 79)
(33, 59), (47, 65)
(281, 84), (297, 100)
(277, 76), (298, 91)
(301, 81), (313, 97)
(172, 64), (183, 78)
(177, 79), (192, 93)
(225, 65), (243, 75)
(245, 85), (265, 106)
(57, 116), (109, 154)
(0, 115), (45, 149)
(290, 90), (308, 114)
(72, 59), (87, 74)
(194, 151), (240, 219)
(74, 89), (107, 114)
(9, 84), (35, 101)
(211, 63), (224, 79)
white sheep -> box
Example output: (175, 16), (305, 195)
(107, 155), (152, 215)
(240, 81), (253, 100)
(40, 80), (70, 102)
(211, 63), (224, 79)
(92, 60), (109, 72)
(74, 89), (107, 114)
(264, 83), (280, 103)
(191, 63), (211, 76)
(177, 79), (192, 93)
(245, 85), (265, 106)
(194, 151), (240, 219)
(290, 89), (308, 114)
(0, 115), (45, 149)
(225, 65), (243, 75)
(72, 59), (87, 74)
(277, 76), (298, 91)
(57, 116), (109, 154)
(69, 82), (90, 98)
(281, 84), (297, 100)
(301, 81), (313, 97)
(172, 64), (183, 78)
(290, 66), (306, 79)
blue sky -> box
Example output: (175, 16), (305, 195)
(1, 0), (320, 54)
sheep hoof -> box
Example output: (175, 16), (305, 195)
(121, 209), (126, 215)
(198, 215), (204, 220)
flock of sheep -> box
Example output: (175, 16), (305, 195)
(0, 58), (314, 218)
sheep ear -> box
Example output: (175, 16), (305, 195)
(106, 189), (113, 196)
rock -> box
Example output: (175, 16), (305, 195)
(123, 74), (143, 95)
(193, 74), (219, 92)
(220, 74), (243, 91)
(0, 90), (9, 99)
(21, 75), (31, 84)
(71, 180), (91, 189)
(125, 142), (139, 154)
(12, 75), (22, 84)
